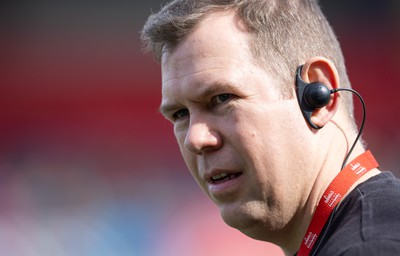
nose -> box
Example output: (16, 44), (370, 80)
(184, 118), (222, 154)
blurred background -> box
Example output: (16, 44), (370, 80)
(1, 1), (399, 255)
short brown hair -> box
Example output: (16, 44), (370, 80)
(141, 0), (355, 125)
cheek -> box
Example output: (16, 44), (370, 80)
(229, 109), (275, 151)
(231, 102), (307, 173)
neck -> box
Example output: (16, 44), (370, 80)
(282, 135), (380, 255)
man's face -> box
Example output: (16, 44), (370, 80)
(160, 11), (317, 240)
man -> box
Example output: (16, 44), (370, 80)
(141, 0), (400, 255)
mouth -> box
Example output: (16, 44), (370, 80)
(205, 170), (243, 199)
(208, 171), (243, 184)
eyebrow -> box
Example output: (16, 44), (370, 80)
(159, 82), (239, 118)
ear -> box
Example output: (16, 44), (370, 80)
(301, 57), (340, 128)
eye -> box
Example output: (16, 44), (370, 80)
(212, 93), (235, 105)
(172, 108), (189, 121)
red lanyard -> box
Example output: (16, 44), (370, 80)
(297, 150), (379, 256)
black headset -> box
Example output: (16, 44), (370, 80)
(295, 64), (366, 170)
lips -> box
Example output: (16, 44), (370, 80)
(204, 170), (243, 199)
(205, 169), (242, 183)
(209, 172), (242, 184)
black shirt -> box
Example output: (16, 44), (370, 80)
(310, 172), (400, 255)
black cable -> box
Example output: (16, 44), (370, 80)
(331, 88), (367, 170)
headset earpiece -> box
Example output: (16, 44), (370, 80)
(303, 82), (331, 109)
(295, 65), (333, 129)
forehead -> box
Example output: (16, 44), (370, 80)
(161, 11), (254, 83)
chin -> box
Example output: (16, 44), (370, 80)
(219, 200), (288, 242)
(218, 202), (269, 240)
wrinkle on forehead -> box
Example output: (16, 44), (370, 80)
(162, 49), (254, 85)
